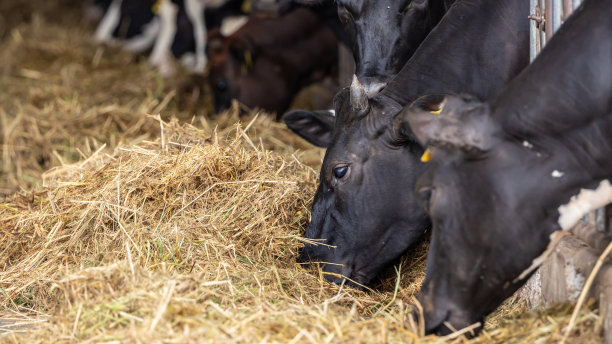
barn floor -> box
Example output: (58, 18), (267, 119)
(0, 1), (605, 343)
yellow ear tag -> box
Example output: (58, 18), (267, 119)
(241, 0), (251, 14)
(421, 148), (433, 162)
(152, 0), (165, 14)
(429, 108), (442, 114)
(241, 50), (253, 74)
(244, 50), (253, 68)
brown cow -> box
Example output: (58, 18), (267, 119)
(207, 7), (338, 117)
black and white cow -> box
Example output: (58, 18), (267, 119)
(283, 0), (529, 288)
(94, 0), (160, 53)
(84, 0), (114, 22)
(151, 0), (248, 76)
(403, 0), (612, 334)
(94, 0), (246, 76)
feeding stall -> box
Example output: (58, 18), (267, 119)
(519, 0), (612, 342)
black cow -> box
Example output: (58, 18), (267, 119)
(402, 0), (612, 335)
(297, 0), (455, 96)
(283, 0), (529, 288)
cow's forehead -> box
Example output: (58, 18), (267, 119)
(339, 0), (409, 10)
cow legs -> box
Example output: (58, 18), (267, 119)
(149, 0), (178, 77)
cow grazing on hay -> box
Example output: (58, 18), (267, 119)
(403, 0), (612, 335)
(283, 0), (529, 288)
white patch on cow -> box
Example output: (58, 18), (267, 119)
(522, 140), (533, 149)
(220, 16), (249, 36)
(329, 110), (335, 117)
(514, 230), (569, 283)
(123, 17), (161, 53)
(184, 0), (207, 74)
(94, 0), (122, 44)
(514, 179), (612, 284)
(558, 179), (612, 230)
(551, 170), (564, 178)
(149, 0), (179, 77)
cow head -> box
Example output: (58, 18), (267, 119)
(402, 94), (612, 335)
(337, 0), (446, 97)
(207, 30), (256, 112)
(284, 76), (430, 288)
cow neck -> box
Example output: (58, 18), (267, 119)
(491, 0), (612, 139)
(382, 0), (529, 106)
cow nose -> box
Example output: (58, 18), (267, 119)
(297, 244), (316, 263)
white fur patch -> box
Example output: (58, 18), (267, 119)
(184, 0), (207, 74)
(523, 140), (533, 149)
(558, 179), (612, 230)
(551, 170), (564, 178)
(149, 0), (179, 77)
(514, 179), (612, 285)
(220, 16), (249, 36)
(123, 17), (161, 53)
(94, 0), (122, 44)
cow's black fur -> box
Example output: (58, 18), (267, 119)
(403, 0), (612, 334)
(337, 0), (455, 96)
(284, 0), (529, 288)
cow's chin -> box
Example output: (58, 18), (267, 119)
(296, 245), (378, 289)
(421, 306), (483, 337)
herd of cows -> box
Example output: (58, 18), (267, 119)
(86, 0), (612, 337)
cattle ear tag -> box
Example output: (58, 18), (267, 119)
(240, 50), (253, 75)
(420, 148), (433, 162)
(244, 50), (253, 68)
(152, 0), (166, 14)
(429, 104), (443, 114)
(243, 50), (253, 68)
(241, 0), (251, 13)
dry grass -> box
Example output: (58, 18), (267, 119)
(0, 3), (604, 343)
(0, 9), (322, 196)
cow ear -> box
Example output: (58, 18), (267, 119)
(402, 94), (496, 155)
(229, 36), (256, 65)
(283, 110), (336, 148)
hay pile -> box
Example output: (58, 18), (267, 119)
(0, 12), (322, 196)
(0, 118), (603, 343)
(0, 2), (605, 343)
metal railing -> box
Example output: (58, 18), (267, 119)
(529, 0), (610, 234)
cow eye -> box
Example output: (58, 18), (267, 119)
(333, 165), (349, 179)
(418, 186), (434, 212)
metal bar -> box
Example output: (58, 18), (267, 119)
(563, 0), (573, 20)
(552, 0), (563, 32)
(530, 0), (538, 62)
(540, 0), (547, 49)
(545, 0), (554, 42)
